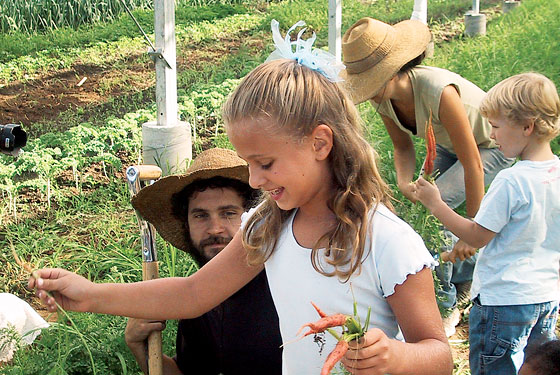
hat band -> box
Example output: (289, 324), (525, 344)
(344, 31), (395, 74)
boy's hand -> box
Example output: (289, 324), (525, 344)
(341, 328), (395, 375)
(28, 268), (95, 313)
(413, 177), (442, 210)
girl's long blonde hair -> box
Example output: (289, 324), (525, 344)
(222, 59), (392, 281)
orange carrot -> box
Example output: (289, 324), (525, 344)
(423, 109), (437, 180)
(311, 301), (328, 318)
(321, 339), (349, 375)
(299, 298), (371, 375)
(298, 314), (349, 337)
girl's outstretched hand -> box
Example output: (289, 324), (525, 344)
(28, 268), (95, 313)
(340, 328), (395, 375)
(413, 177), (442, 210)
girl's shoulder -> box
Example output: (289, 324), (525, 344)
(368, 204), (425, 246)
(365, 204), (437, 297)
(369, 203), (412, 227)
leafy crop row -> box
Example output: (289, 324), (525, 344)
(0, 79), (238, 222)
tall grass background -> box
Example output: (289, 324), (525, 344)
(0, 0), (255, 33)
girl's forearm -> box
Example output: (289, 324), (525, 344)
(90, 277), (203, 320)
(390, 338), (453, 375)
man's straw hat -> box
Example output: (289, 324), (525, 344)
(341, 17), (431, 104)
(131, 148), (249, 252)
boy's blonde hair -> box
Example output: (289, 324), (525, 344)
(222, 59), (392, 281)
(480, 72), (560, 141)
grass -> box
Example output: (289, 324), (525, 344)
(1, 0), (560, 373)
(0, 0), (254, 34)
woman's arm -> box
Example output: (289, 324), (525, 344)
(341, 268), (453, 375)
(380, 113), (418, 202)
(31, 231), (263, 320)
(438, 85), (485, 218)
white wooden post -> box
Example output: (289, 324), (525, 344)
(472, 0), (480, 14)
(328, 0), (342, 62)
(465, 0), (486, 36)
(142, 0), (192, 176)
(410, 0), (428, 24)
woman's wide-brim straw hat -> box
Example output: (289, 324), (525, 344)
(131, 148), (249, 252)
(341, 17), (431, 104)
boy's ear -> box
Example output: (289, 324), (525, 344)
(311, 124), (333, 161)
(523, 119), (535, 136)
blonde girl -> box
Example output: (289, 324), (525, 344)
(31, 21), (452, 375)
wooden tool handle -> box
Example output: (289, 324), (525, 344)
(142, 260), (159, 281)
(143, 261), (163, 375)
(133, 165), (162, 181)
(147, 331), (163, 375)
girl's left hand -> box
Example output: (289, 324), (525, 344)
(340, 328), (396, 375)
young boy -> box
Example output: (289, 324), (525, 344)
(414, 72), (560, 375)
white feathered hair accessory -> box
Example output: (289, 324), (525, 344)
(265, 19), (345, 83)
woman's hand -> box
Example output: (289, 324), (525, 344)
(341, 328), (395, 375)
(28, 268), (95, 313)
(399, 181), (418, 203)
(448, 239), (478, 263)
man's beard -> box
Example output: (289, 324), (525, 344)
(190, 235), (233, 265)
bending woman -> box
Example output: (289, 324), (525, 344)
(341, 17), (514, 336)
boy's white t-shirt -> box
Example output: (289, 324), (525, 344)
(472, 156), (560, 306)
(242, 204), (436, 375)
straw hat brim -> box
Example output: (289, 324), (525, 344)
(131, 149), (249, 252)
(341, 20), (431, 105)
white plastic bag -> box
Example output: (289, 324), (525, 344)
(0, 293), (50, 362)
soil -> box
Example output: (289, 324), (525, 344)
(0, 31), (263, 137)
(449, 310), (471, 371)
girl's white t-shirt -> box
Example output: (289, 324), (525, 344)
(242, 204), (436, 375)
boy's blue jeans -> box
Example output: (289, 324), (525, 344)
(433, 145), (514, 309)
(469, 298), (558, 375)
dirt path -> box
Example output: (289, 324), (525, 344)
(0, 32), (262, 133)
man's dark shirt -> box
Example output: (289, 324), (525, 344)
(174, 270), (282, 375)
